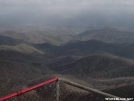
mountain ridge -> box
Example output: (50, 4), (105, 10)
(52, 53), (134, 79)
(77, 27), (134, 43)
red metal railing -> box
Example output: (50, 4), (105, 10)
(0, 77), (58, 101)
(0, 77), (122, 101)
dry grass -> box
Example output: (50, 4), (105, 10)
(0, 44), (44, 54)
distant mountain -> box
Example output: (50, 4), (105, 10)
(35, 40), (134, 59)
(53, 53), (134, 79)
(47, 55), (82, 69)
(77, 27), (134, 43)
(0, 50), (47, 63)
(0, 35), (22, 45)
(0, 30), (78, 45)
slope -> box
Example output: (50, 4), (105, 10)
(0, 30), (78, 45)
(0, 35), (22, 45)
(0, 44), (44, 55)
(77, 27), (134, 43)
(52, 53), (134, 79)
(0, 50), (53, 97)
(104, 82), (134, 98)
(35, 40), (134, 59)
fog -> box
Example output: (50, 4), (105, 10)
(0, 0), (134, 27)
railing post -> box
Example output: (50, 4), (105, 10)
(56, 80), (60, 101)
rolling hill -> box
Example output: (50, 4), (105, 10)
(35, 40), (134, 59)
(51, 53), (134, 79)
(0, 27), (134, 99)
(104, 82), (134, 98)
(0, 29), (78, 45)
(0, 35), (22, 45)
(77, 27), (134, 43)
(0, 44), (44, 54)
(0, 50), (54, 97)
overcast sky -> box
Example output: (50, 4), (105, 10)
(0, 0), (134, 27)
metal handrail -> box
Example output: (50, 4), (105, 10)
(0, 77), (128, 101)
(0, 77), (58, 101)
(60, 78), (128, 101)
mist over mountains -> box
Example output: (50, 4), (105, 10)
(1, 0), (134, 28)
(0, 0), (134, 99)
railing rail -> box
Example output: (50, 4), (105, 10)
(0, 77), (128, 101)
(60, 78), (118, 98)
(0, 77), (58, 101)
(60, 78), (128, 101)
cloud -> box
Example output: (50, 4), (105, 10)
(0, 0), (134, 26)
(0, 0), (133, 6)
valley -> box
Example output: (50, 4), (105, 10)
(0, 27), (134, 98)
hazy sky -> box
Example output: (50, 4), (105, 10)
(0, 0), (134, 27)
